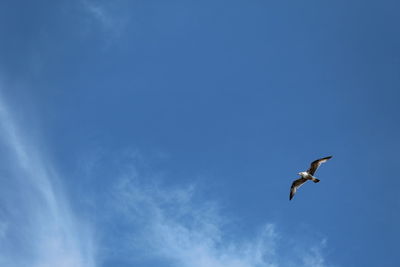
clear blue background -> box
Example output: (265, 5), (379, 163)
(0, 0), (399, 266)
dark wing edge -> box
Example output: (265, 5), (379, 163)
(289, 177), (308, 200)
(307, 156), (332, 175)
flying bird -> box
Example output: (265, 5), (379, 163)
(289, 156), (332, 200)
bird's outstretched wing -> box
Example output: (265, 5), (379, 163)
(307, 156), (332, 175)
(289, 177), (308, 200)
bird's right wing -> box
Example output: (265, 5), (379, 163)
(289, 177), (308, 200)
(307, 156), (332, 175)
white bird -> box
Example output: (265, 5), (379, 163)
(289, 156), (332, 200)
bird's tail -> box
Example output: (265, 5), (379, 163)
(312, 177), (320, 183)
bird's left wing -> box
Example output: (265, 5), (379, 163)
(289, 177), (308, 200)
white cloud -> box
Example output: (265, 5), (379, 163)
(0, 84), (333, 267)
(81, 0), (129, 40)
(83, 0), (113, 29)
(301, 239), (328, 267)
(111, 170), (332, 267)
(0, 92), (96, 267)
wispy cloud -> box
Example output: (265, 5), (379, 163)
(0, 85), (332, 267)
(83, 0), (114, 30)
(0, 92), (95, 267)
(81, 0), (129, 41)
(300, 239), (328, 267)
(109, 166), (332, 267)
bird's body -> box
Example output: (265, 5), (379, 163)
(289, 156), (332, 200)
(298, 171), (320, 183)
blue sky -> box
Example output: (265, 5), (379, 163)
(0, 0), (399, 266)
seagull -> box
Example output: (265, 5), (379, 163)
(289, 156), (332, 200)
